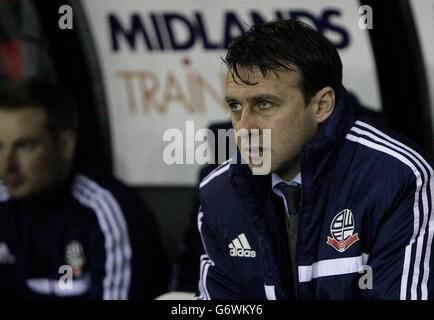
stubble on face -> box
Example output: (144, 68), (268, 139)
(226, 66), (318, 180)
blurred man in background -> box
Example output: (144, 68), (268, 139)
(0, 77), (169, 299)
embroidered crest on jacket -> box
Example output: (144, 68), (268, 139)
(327, 209), (359, 252)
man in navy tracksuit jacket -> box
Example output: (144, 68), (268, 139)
(196, 19), (433, 300)
(0, 78), (169, 299)
(0, 167), (169, 300)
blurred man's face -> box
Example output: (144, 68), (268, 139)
(226, 66), (318, 180)
(0, 106), (63, 200)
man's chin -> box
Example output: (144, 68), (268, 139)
(8, 190), (30, 200)
(240, 151), (272, 175)
(247, 160), (272, 176)
(5, 184), (33, 200)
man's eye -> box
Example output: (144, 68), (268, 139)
(230, 103), (242, 112)
(17, 142), (36, 152)
(258, 101), (272, 109)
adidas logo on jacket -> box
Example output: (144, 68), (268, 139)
(229, 233), (256, 258)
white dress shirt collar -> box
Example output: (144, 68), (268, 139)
(271, 172), (302, 214)
(271, 172), (302, 190)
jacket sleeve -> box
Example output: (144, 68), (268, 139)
(195, 206), (244, 300)
(363, 169), (433, 300)
(85, 187), (169, 300)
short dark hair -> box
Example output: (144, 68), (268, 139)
(223, 19), (343, 104)
(0, 77), (79, 136)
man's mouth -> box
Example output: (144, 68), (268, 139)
(3, 176), (24, 188)
(242, 147), (266, 158)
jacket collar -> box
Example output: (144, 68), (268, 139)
(300, 87), (356, 186)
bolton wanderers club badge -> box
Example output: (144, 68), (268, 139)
(327, 209), (359, 252)
(65, 240), (86, 277)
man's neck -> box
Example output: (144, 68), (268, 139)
(275, 158), (301, 182)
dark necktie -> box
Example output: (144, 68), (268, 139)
(276, 183), (301, 288)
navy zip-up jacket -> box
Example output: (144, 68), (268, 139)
(0, 167), (169, 299)
(196, 89), (434, 300)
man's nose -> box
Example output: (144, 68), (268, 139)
(234, 108), (262, 148)
(237, 108), (256, 131)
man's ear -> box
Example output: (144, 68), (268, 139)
(310, 86), (335, 124)
(57, 130), (77, 161)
